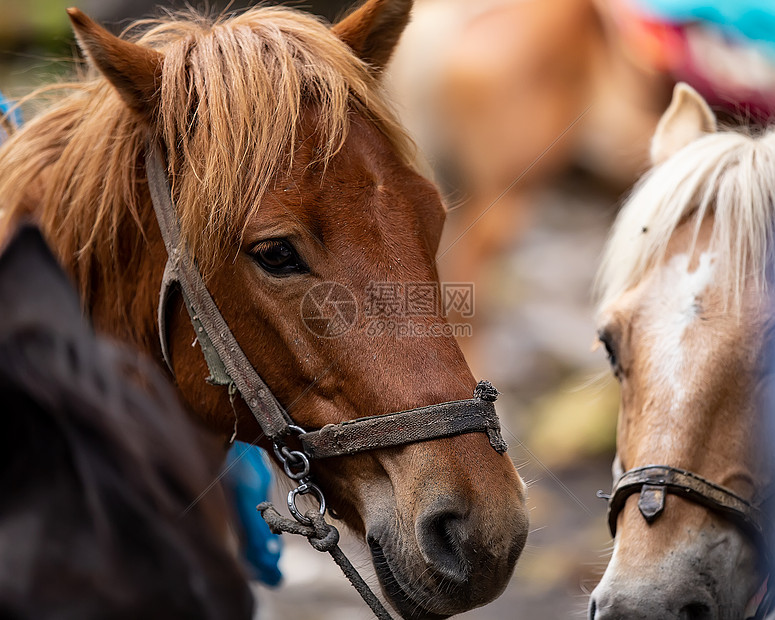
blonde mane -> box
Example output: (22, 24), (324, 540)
(596, 128), (775, 311)
(0, 6), (414, 296)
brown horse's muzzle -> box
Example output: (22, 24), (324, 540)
(365, 453), (528, 619)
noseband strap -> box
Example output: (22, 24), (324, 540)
(603, 465), (767, 549)
(302, 383), (506, 458)
(144, 140), (508, 457)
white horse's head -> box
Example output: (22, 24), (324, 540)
(590, 83), (775, 619)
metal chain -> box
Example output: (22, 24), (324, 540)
(272, 426), (327, 525)
(262, 428), (396, 619)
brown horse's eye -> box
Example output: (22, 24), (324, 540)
(250, 239), (308, 276)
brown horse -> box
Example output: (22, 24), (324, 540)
(590, 83), (775, 619)
(0, 1), (527, 617)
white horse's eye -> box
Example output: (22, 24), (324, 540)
(598, 330), (621, 379)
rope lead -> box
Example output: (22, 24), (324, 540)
(257, 502), (396, 620)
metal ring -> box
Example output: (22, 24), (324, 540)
(288, 482), (326, 525)
(283, 450), (311, 480)
(272, 425), (308, 463)
(273, 443), (302, 466)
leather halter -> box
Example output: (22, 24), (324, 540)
(144, 140), (508, 460)
(602, 465), (767, 545)
(601, 464), (774, 618)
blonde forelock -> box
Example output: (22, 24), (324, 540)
(0, 5), (415, 298)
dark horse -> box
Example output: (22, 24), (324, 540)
(0, 225), (253, 619)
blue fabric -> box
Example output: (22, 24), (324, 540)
(0, 91), (22, 128)
(635, 0), (775, 49)
(224, 442), (283, 586)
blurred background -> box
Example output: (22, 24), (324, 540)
(2, 0), (774, 617)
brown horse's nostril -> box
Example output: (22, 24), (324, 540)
(416, 507), (470, 583)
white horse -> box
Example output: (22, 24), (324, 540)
(590, 83), (775, 619)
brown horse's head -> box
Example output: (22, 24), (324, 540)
(0, 2), (528, 617)
(590, 84), (775, 619)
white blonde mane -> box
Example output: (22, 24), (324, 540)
(597, 128), (775, 310)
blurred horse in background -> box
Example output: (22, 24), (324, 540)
(0, 1), (528, 617)
(0, 225), (253, 620)
(385, 0), (671, 288)
(590, 83), (775, 619)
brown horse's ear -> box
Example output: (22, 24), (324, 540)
(332, 0), (412, 72)
(650, 82), (717, 166)
(67, 7), (163, 120)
